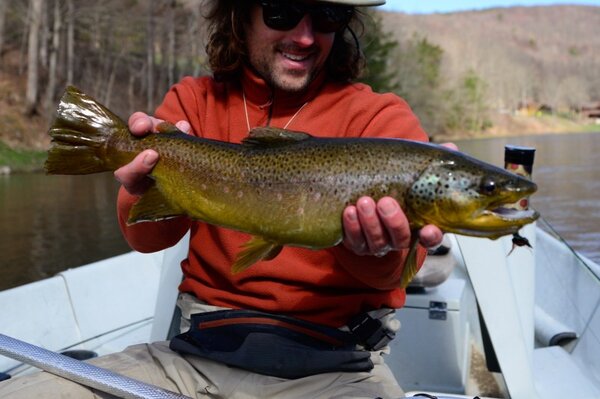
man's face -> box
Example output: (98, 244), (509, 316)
(245, 2), (337, 93)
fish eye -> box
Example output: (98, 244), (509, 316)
(480, 177), (497, 195)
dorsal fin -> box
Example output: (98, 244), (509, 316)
(156, 121), (182, 134)
(242, 127), (313, 148)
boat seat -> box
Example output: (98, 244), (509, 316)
(534, 306), (577, 347)
(409, 236), (456, 288)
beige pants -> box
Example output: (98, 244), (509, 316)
(0, 295), (405, 399)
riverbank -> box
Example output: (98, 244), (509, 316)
(434, 113), (600, 142)
(0, 71), (49, 173)
(0, 141), (46, 174)
(1, 110), (598, 173)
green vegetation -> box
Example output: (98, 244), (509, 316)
(359, 12), (400, 94)
(528, 38), (538, 50)
(393, 34), (445, 136)
(444, 70), (492, 133)
(581, 123), (600, 132)
(360, 19), (492, 139)
(0, 142), (46, 172)
(568, 46), (581, 56)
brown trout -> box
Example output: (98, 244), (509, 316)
(45, 87), (539, 287)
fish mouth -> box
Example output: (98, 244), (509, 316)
(458, 205), (540, 239)
(489, 206), (539, 222)
(480, 185), (539, 226)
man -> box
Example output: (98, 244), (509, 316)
(0, 0), (444, 397)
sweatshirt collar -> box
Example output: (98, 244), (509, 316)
(240, 66), (327, 111)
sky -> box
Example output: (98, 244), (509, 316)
(380, 0), (600, 14)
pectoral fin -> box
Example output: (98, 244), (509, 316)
(128, 186), (184, 224)
(232, 237), (283, 274)
(399, 234), (420, 289)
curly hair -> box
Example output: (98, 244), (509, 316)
(204, 0), (366, 83)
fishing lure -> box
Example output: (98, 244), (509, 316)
(508, 232), (532, 256)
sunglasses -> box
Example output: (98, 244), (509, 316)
(257, 1), (354, 33)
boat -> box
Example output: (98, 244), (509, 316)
(1, 215), (599, 399)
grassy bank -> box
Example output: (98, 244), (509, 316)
(434, 113), (600, 141)
(0, 141), (46, 173)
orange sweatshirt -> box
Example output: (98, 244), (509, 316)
(117, 68), (429, 327)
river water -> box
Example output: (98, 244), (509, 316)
(0, 173), (130, 290)
(455, 131), (600, 266)
(1, 132), (599, 291)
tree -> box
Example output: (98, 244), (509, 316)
(0, 0), (7, 56)
(146, 0), (156, 112)
(24, 0), (43, 115)
(393, 34), (445, 137)
(166, 0), (176, 89)
(45, 0), (62, 113)
(65, 0), (74, 85)
(358, 11), (399, 93)
(444, 69), (491, 133)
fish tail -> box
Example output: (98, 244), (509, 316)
(45, 86), (127, 175)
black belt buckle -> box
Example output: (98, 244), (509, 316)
(348, 313), (396, 351)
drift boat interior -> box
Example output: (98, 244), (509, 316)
(1, 215), (599, 399)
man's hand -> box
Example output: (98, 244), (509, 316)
(341, 196), (443, 257)
(341, 142), (457, 257)
(113, 112), (191, 196)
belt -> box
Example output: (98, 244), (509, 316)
(169, 309), (396, 379)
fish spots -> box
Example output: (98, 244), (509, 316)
(409, 168), (471, 210)
(411, 175), (439, 206)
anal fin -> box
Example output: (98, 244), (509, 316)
(399, 234), (420, 289)
(128, 185), (184, 224)
(232, 237), (283, 274)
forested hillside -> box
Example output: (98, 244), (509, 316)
(373, 5), (600, 138)
(381, 5), (600, 112)
(0, 1), (597, 150)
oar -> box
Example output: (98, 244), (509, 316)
(0, 333), (192, 399)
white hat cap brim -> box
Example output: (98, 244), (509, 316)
(318, 0), (385, 6)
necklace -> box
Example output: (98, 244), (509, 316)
(243, 90), (309, 132)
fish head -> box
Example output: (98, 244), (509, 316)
(406, 155), (539, 239)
